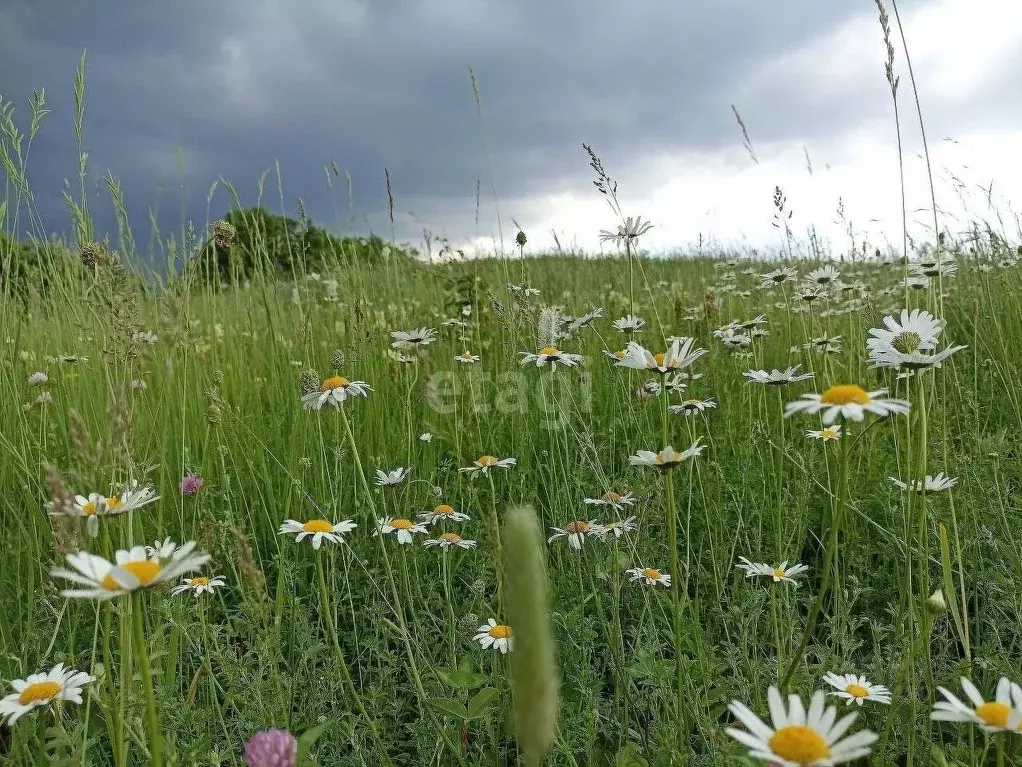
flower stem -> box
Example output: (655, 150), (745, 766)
(131, 592), (164, 767)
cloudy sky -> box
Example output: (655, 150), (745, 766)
(1, 0), (1021, 259)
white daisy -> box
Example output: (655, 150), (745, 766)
(598, 216), (654, 246)
(887, 473), (957, 493)
(458, 455), (517, 478)
(626, 566), (671, 587)
(759, 267), (799, 289)
(582, 490), (636, 511)
(735, 557), (809, 586)
(603, 349), (627, 362)
(668, 397), (717, 416)
(612, 315), (645, 333)
(822, 673), (892, 706)
(423, 532), (477, 550)
(744, 366), (814, 386)
(932, 676), (1022, 733)
(599, 516), (638, 539)
(278, 519), (357, 549)
(419, 432), (433, 442)
(806, 425), (842, 441)
(547, 520), (604, 550)
(418, 504), (471, 525)
(474, 619), (514, 653)
(375, 517), (428, 544)
(455, 351), (480, 364)
(866, 309), (944, 353)
(170, 575), (227, 597)
(616, 338), (707, 374)
(391, 327), (437, 350)
(0, 664), (94, 725)
(519, 346), (583, 370)
(375, 467), (413, 486)
(726, 687), (877, 766)
(869, 341), (965, 371)
(629, 439), (705, 470)
(784, 385), (910, 424)
(301, 375), (371, 410)
(52, 542), (210, 600)
(806, 265), (841, 286)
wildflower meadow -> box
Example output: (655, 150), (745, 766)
(2, 43), (1022, 767)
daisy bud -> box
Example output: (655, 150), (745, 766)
(925, 589), (947, 615)
(243, 728), (297, 767)
(503, 506), (559, 767)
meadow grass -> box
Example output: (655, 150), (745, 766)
(1, 222), (1021, 765)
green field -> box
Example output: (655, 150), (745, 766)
(2, 214), (1022, 766)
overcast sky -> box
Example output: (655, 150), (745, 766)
(1, 0), (1021, 259)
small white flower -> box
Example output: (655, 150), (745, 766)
(27, 371), (48, 387)
(455, 351), (480, 364)
(582, 490), (636, 511)
(418, 504), (471, 525)
(735, 557), (809, 585)
(785, 385), (910, 425)
(391, 327), (437, 349)
(519, 346), (583, 370)
(423, 532), (477, 550)
(599, 516), (638, 539)
(612, 315), (645, 333)
(806, 425), (842, 441)
(547, 520), (604, 550)
(727, 687), (878, 765)
(887, 473), (957, 493)
(744, 366), (814, 386)
(0, 664), (95, 725)
(375, 517), (428, 544)
(419, 432), (433, 442)
(52, 542), (211, 600)
(458, 455), (517, 478)
(629, 439), (705, 470)
(279, 519), (357, 549)
(668, 398), (717, 416)
(617, 338), (707, 374)
(474, 619), (514, 653)
(375, 466), (413, 486)
(932, 676), (1022, 733)
(823, 673), (892, 706)
(301, 376), (371, 410)
(626, 566), (671, 587)
(170, 575), (227, 597)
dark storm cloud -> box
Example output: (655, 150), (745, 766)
(0, 0), (944, 252)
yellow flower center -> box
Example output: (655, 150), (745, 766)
(820, 385), (870, 406)
(564, 521), (589, 534)
(433, 504), (456, 516)
(18, 681), (62, 706)
(106, 497), (123, 511)
(821, 428), (839, 439)
(488, 624), (512, 639)
(190, 577), (211, 587)
(302, 520), (334, 533)
(683, 399), (700, 407)
(642, 568), (662, 581)
(602, 491), (622, 503)
(321, 376), (350, 391)
(653, 352), (666, 367)
(539, 346), (559, 356)
(769, 725), (830, 764)
(976, 701), (1012, 729)
(477, 455), (499, 466)
(390, 519), (415, 530)
(773, 568), (787, 579)
(845, 683), (870, 698)
(82, 501), (97, 516)
(612, 351), (625, 360)
(101, 560), (161, 591)
(440, 533), (462, 543)
(460, 351), (473, 359)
